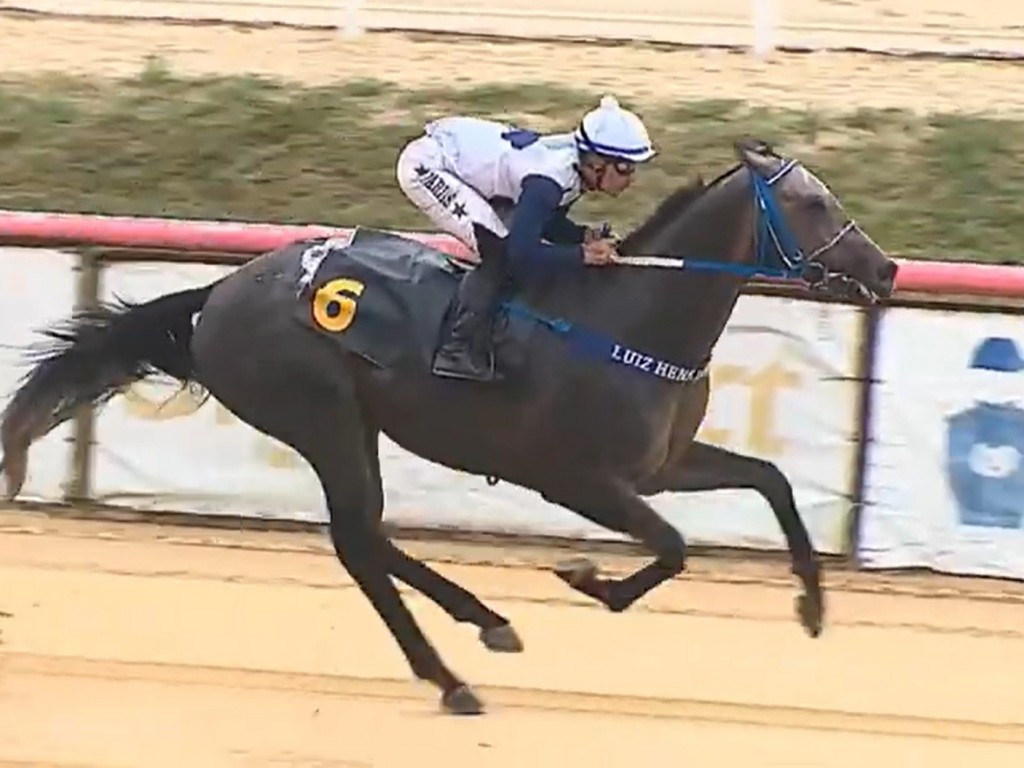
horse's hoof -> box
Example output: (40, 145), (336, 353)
(796, 592), (824, 638)
(442, 684), (485, 716)
(479, 624), (524, 653)
(553, 556), (598, 587)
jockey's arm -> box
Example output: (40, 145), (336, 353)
(541, 208), (587, 245)
(507, 175), (585, 275)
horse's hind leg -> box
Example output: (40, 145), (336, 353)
(192, 331), (483, 714)
(314, 426), (483, 714)
(361, 425), (523, 653)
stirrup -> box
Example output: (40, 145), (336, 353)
(431, 340), (497, 382)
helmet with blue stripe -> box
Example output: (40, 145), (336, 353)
(574, 95), (656, 163)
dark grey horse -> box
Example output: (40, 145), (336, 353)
(0, 140), (897, 715)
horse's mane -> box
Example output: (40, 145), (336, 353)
(621, 162), (744, 249)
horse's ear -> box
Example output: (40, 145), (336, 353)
(734, 138), (776, 173)
(735, 137), (776, 156)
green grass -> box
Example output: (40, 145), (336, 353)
(1, 60), (1023, 263)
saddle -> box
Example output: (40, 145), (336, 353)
(293, 227), (524, 374)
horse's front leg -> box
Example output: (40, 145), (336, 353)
(639, 440), (824, 638)
(540, 476), (688, 614)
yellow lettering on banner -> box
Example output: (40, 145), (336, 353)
(697, 364), (744, 448)
(312, 277), (365, 333)
(121, 383), (206, 420)
(120, 382), (302, 469)
(698, 361), (802, 457)
(257, 439), (302, 469)
(214, 402), (236, 426)
(746, 361), (801, 454)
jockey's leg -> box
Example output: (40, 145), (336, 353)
(396, 137), (510, 382)
(396, 135), (508, 261)
(432, 226), (510, 382)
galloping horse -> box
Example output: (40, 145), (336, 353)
(0, 139), (898, 715)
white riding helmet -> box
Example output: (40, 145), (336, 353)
(574, 95), (656, 164)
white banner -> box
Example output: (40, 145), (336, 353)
(0, 248), (79, 502)
(861, 307), (1024, 580)
(89, 261), (864, 553)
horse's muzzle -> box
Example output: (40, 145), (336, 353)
(802, 261), (880, 303)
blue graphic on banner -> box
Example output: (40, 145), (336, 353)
(945, 336), (1024, 529)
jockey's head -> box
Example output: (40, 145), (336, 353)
(574, 95), (657, 196)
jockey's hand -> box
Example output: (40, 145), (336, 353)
(582, 238), (619, 266)
(584, 222), (617, 244)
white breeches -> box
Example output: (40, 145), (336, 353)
(396, 135), (510, 265)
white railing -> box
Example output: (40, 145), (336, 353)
(7, 0), (1024, 58)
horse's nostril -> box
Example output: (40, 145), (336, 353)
(879, 261), (898, 282)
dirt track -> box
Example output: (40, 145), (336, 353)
(2, 13), (1024, 115)
(3, 509), (1024, 766)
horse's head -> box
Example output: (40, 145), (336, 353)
(735, 139), (898, 302)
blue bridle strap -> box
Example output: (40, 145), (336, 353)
(678, 158), (805, 280)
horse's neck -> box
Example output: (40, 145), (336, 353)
(599, 169), (756, 367)
(517, 167), (755, 370)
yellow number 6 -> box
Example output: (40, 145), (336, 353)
(312, 278), (365, 332)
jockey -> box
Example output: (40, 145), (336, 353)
(396, 94), (657, 382)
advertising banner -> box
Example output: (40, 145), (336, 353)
(861, 306), (1024, 579)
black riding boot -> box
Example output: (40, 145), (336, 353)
(432, 246), (507, 382)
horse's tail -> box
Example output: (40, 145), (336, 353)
(0, 281), (220, 499)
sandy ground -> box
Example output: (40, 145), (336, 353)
(1, 13), (1024, 115)
(2, 508), (1024, 767)
(8, 0), (1024, 55)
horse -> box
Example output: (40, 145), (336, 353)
(0, 139), (898, 716)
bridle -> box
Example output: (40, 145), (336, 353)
(752, 159), (870, 299)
